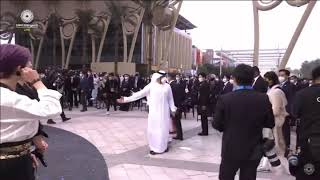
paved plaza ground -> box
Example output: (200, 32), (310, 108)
(43, 107), (295, 180)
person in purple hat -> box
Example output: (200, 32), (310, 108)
(0, 44), (62, 180)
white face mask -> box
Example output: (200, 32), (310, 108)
(161, 77), (167, 84)
(124, 77), (129, 80)
(290, 79), (295, 84)
(279, 76), (286, 83)
(222, 78), (227, 83)
(230, 79), (235, 84)
(198, 77), (204, 82)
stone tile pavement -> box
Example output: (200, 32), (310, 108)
(43, 107), (295, 180)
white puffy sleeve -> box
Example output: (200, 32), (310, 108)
(167, 85), (177, 112)
(1, 87), (62, 118)
(123, 84), (150, 103)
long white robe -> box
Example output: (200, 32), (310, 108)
(123, 73), (176, 153)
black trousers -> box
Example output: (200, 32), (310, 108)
(67, 90), (79, 108)
(201, 114), (208, 135)
(106, 93), (117, 111)
(173, 108), (183, 139)
(81, 90), (88, 110)
(283, 116), (291, 149)
(219, 158), (260, 180)
(0, 154), (35, 180)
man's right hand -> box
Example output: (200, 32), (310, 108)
(21, 67), (40, 83)
(117, 97), (125, 104)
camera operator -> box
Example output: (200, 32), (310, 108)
(43, 70), (71, 124)
(291, 65), (320, 180)
(0, 44), (62, 180)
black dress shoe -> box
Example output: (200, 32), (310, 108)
(150, 151), (159, 155)
(47, 119), (56, 124)
(62, 117), (71, 122)
(198, 132), (208, 136)
(173, 137), (183, 140)
(80, 109), (87, 112)
(165, 147), (169, 152)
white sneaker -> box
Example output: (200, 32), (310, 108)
(105, 112), (110, 115)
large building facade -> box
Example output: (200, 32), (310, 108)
(0, 0), (196, 75)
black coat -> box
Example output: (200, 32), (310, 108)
(169, 80), (186, 108)
(120, 80), (132, 96)
(293, 84), (320, 147)
(253, 76), (268, 93)
(221, 82), (233, 95)
(105, 79), (119, 94)
(213, 89), (275, 160)
(281, 80), (296, 114)
(132, 76), (144, 91)
(198, 81), (211, 107)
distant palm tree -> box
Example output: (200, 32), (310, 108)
(47, 13), (61, 66)
(75, 9), (95, 65)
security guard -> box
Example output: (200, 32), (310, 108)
(293, 65), (320, 180)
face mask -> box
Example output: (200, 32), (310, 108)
(186, 78), (189, 81)
(215, 78), (219, 81)
(230, 79), (235, 84)
(222, 78), (227, 83)
(290, 79), (295, 84)
(176, 78), (180, 81)
(124, 77), (129, 80)
(161, 77), (167, 84)
(198, 77), (204, 82)
(279, 76), (286, 83)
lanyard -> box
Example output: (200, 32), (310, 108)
(234, 85), (253, 91)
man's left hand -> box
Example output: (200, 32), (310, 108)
(32, 135), (48, 154)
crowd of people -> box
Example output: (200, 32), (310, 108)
(1, 44), (319, 180)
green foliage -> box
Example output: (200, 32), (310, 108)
(300, 59), (320, 78)
(197, 63), (235, 77)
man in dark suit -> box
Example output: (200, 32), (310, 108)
(80, 72), (89, 112)
(197, 72), (211, 136)
(221, 74), (234, 95)
(279, 69), (296, 156)
(292, 66), (320, 180)
(252, 66), (268, 93)
(168, 73), (186, 140)
(212, 64), (275, 180)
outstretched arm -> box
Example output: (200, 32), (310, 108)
(122, 85), (150, 103)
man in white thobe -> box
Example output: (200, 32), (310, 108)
(118, 71), (177, 155)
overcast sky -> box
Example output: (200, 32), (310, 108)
(180, 1), (320, 69)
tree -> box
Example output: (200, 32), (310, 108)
(197, 63), (235, 77)
(300, 59), (320, 78)
(47, 13), (61, 66)
(75, 9), (95, 65)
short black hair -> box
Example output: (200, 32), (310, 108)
(264, 71), (279, 86)
(311, 65), (320, 80)
(232, 64), (254, 86)
(198, 72), (207, 78)
(279, 69), (290, 76)
(223, 74), (231, 80)
(252, 66), (260, 74)
(167, 73), (175, 79)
